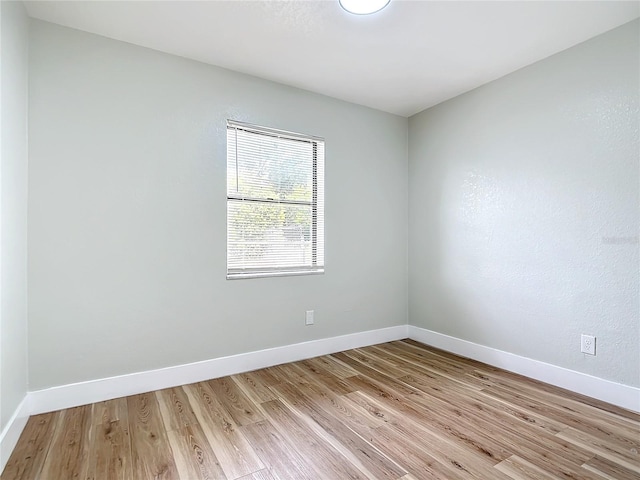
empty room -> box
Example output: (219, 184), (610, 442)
(1, 0), (639, 479)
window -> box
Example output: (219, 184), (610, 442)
(226, 120), (324, 279)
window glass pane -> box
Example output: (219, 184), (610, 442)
(227, 121), (324, 278)
(228, 129), (313, 203)
(228, 200), (313, 270)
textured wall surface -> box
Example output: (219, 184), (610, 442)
(26, 16), (639, 393)
(409, 20), (639, 387)
(28, 21), (408, 390)
(1, 1), (29, 429)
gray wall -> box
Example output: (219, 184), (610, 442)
(408, 20), (639, 387)
(28, 21), (408, 390)
(25, 16), (640, 393)
(1, 1), (29, 430)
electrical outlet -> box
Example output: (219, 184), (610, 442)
(581, 334), (596, 355)
(305, 310), (314, 326)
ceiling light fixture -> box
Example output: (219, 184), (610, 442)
(339, 0), (390, 15)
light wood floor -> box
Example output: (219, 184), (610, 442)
(3, 340), (639, 480)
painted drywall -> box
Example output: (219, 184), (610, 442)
(1, 1), (29, 430)
(27, 20), (408, 390)
(409, 20), (639, 387)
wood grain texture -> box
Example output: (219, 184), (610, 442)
(167, 423), (227, 480)
(92, 397), (129, 427)
(239, 419), (316, 480)
(128, 393), (179, 479)
(157, 387), (200, 432)
(38, 405), (92, 480)
(86, 398), (132, 480)
(3, 340), (639, 480)
(207, 377), (265, 427)
(183, 382), (264, 479)
(1, 412), (57, 480)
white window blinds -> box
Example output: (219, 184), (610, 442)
(226, 120), (325, 279)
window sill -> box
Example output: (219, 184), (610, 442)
(227, 269), (324, 280)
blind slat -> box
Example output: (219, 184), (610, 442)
(227, 122), (324, 278)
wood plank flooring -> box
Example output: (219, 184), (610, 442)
(3, 339), (639, 479)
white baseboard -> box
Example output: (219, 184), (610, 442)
(30, 325), (409, 415)
(26, 324), (640, 415)
(408, 325), (640, 413)
(4, 322), (638, 476)
(0, 395), (30, 474)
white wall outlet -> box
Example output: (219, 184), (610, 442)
(305, 310), (314, 326)
(581, 334), (596, 355)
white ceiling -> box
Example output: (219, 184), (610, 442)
(24, 0), (640, 117)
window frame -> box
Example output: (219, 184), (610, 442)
(226, 120), (324, 280)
